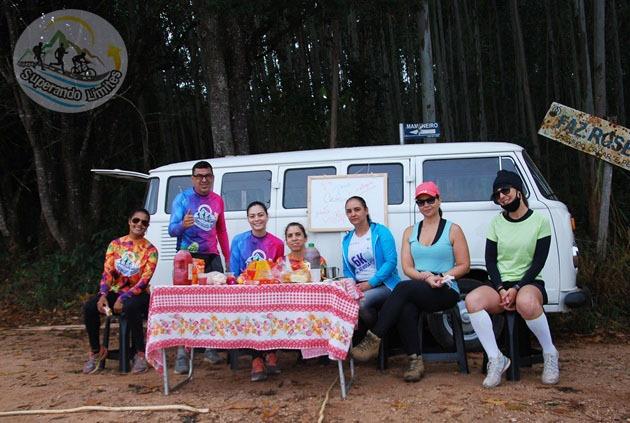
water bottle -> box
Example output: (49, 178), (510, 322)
(304, 243), (321, 282)
(173, 249), (193, 285)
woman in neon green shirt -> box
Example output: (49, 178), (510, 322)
(465, 170), (559, 388)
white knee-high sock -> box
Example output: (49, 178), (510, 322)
(525, 313), (557, 354)
(468, 310), (500, 358)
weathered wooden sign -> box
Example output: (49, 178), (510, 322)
(538, 102), (629, 171)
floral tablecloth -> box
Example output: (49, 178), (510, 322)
(145, 281), (361, 373)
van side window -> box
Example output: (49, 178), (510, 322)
(523, 152), (557, 200)
(165, 176), (192, 213)
(221, 170), (272, 211)
(283, 167), (336, 209)
(347, 163), (403, 205)
(143, 178), (159, 214)
(423, 158), (500, 202)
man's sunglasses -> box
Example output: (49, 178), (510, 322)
(131, 217), (149, 227)
(416, 197), (437, 206)
(492, 187), (512, 201)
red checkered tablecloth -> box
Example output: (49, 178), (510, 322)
(145, 281), (360, 373)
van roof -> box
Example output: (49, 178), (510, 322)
(150, 141), (523, 174)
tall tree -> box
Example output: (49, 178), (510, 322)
(418, 0), (436, 142)
(194, 1), (234, 156)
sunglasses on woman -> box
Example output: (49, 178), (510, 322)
(492, 187), (512, 201)
(131, 217), (149, 227)
(416, 197), (437, 206)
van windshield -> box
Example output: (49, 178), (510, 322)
(523, 152), (558, 200)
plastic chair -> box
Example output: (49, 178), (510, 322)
(482, 311), (543, 381)
(378, 305), (468, 373)
(102, 313), (140, 373)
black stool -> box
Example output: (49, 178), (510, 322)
(378, 305), (468, 373)
(102, 313), (137, 373)
(482, 311), (543, 381)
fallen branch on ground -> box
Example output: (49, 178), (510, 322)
(317, 376), (338, 423)
(0, 404), (209, 417)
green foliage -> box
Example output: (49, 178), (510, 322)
(0, 245), (102, 311)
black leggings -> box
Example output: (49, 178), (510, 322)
(83, 291), (150, 354)
(372, 280), (459, 355)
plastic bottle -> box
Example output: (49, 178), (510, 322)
(173, 249), (193, 285)
(304, 243), (321, 282)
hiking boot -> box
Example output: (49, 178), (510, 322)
(250, 357), (267, 382)
(264, 352), (281, 375)
(483, 354), (510, 388)
(204, 349), (224, 365)
(403, 354), (424, 382)
(82, 347), (106, 374)
(131, 352), (148, 374)
(542, 350), (560, 385)
(350, 330), (381, 362)
(174, 348), (189, 375)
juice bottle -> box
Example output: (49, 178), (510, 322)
(173, 249), (193, 285)
(304, 243), (321, 282)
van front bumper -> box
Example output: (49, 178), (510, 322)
(564, 287), (592, 309)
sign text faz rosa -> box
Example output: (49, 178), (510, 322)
(538, 102), (630, 171)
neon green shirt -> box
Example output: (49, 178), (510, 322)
(487, 211), (551, 282)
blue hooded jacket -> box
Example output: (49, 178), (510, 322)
(342, 222), (400, 290)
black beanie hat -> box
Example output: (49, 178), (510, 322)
(491, 170), (523, 199)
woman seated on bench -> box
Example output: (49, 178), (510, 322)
(465, 170), (559, 388)
(82, 207), (158, 374)
(350, 182), (470, 382)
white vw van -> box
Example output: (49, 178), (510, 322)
(94, 142), (587, 349)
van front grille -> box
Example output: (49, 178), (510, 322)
(160, 226), (177, 260)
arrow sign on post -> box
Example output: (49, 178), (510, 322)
(538, 102), (630, 171)
(399, 122), (440, 144)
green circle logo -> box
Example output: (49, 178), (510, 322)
(13, 9), (127, 113)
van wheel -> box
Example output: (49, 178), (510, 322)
(427, 278), (504, 352)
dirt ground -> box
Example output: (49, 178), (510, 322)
(0, 320), (628, 423)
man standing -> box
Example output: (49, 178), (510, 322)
(169, 161), (230, 373)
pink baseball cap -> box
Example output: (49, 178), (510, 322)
(415, 181), (440, 198)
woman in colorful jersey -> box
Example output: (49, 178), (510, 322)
(230, 201), (284, 382)
(281, 222), (327, 280)
(82, 208), (158, 374)
(465, 170), (559, 388)
(341, 196), (400, 337)
(350, 182), (470, 382)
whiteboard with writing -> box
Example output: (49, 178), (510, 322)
(308, 174), (388, 232)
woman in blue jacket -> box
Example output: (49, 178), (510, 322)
(342, 196), (400, 334)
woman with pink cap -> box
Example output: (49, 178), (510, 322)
(350, 182), (470, 382)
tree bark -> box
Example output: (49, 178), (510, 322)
(194, 2), (234, 156)
(329, 16), (340, 148)
(418, 1), (436, 142)
(226, 16), (251, 155)
(472, 1), (487, 140)
(509, 0), (541, 162)
(453, 1), (472, 139)
(592, 1), (610, 256)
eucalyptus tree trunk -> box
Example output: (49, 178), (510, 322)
(387, 13), (403, 126)
(610, 0), (625, 127)
(1, 6), (70, 250)
(574, 0), (598, 235)
(226, 17), (251, 155)
(194, 3), (234, 157)
(418, 0), (436, 142)
(453, 1), (472, 139)
(593, 1), (610, 256)
(329, 16), (340, 148)
(509, 0), (541, 162)
(472, 1), (487, 140)
(431, 0), (450, 141)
